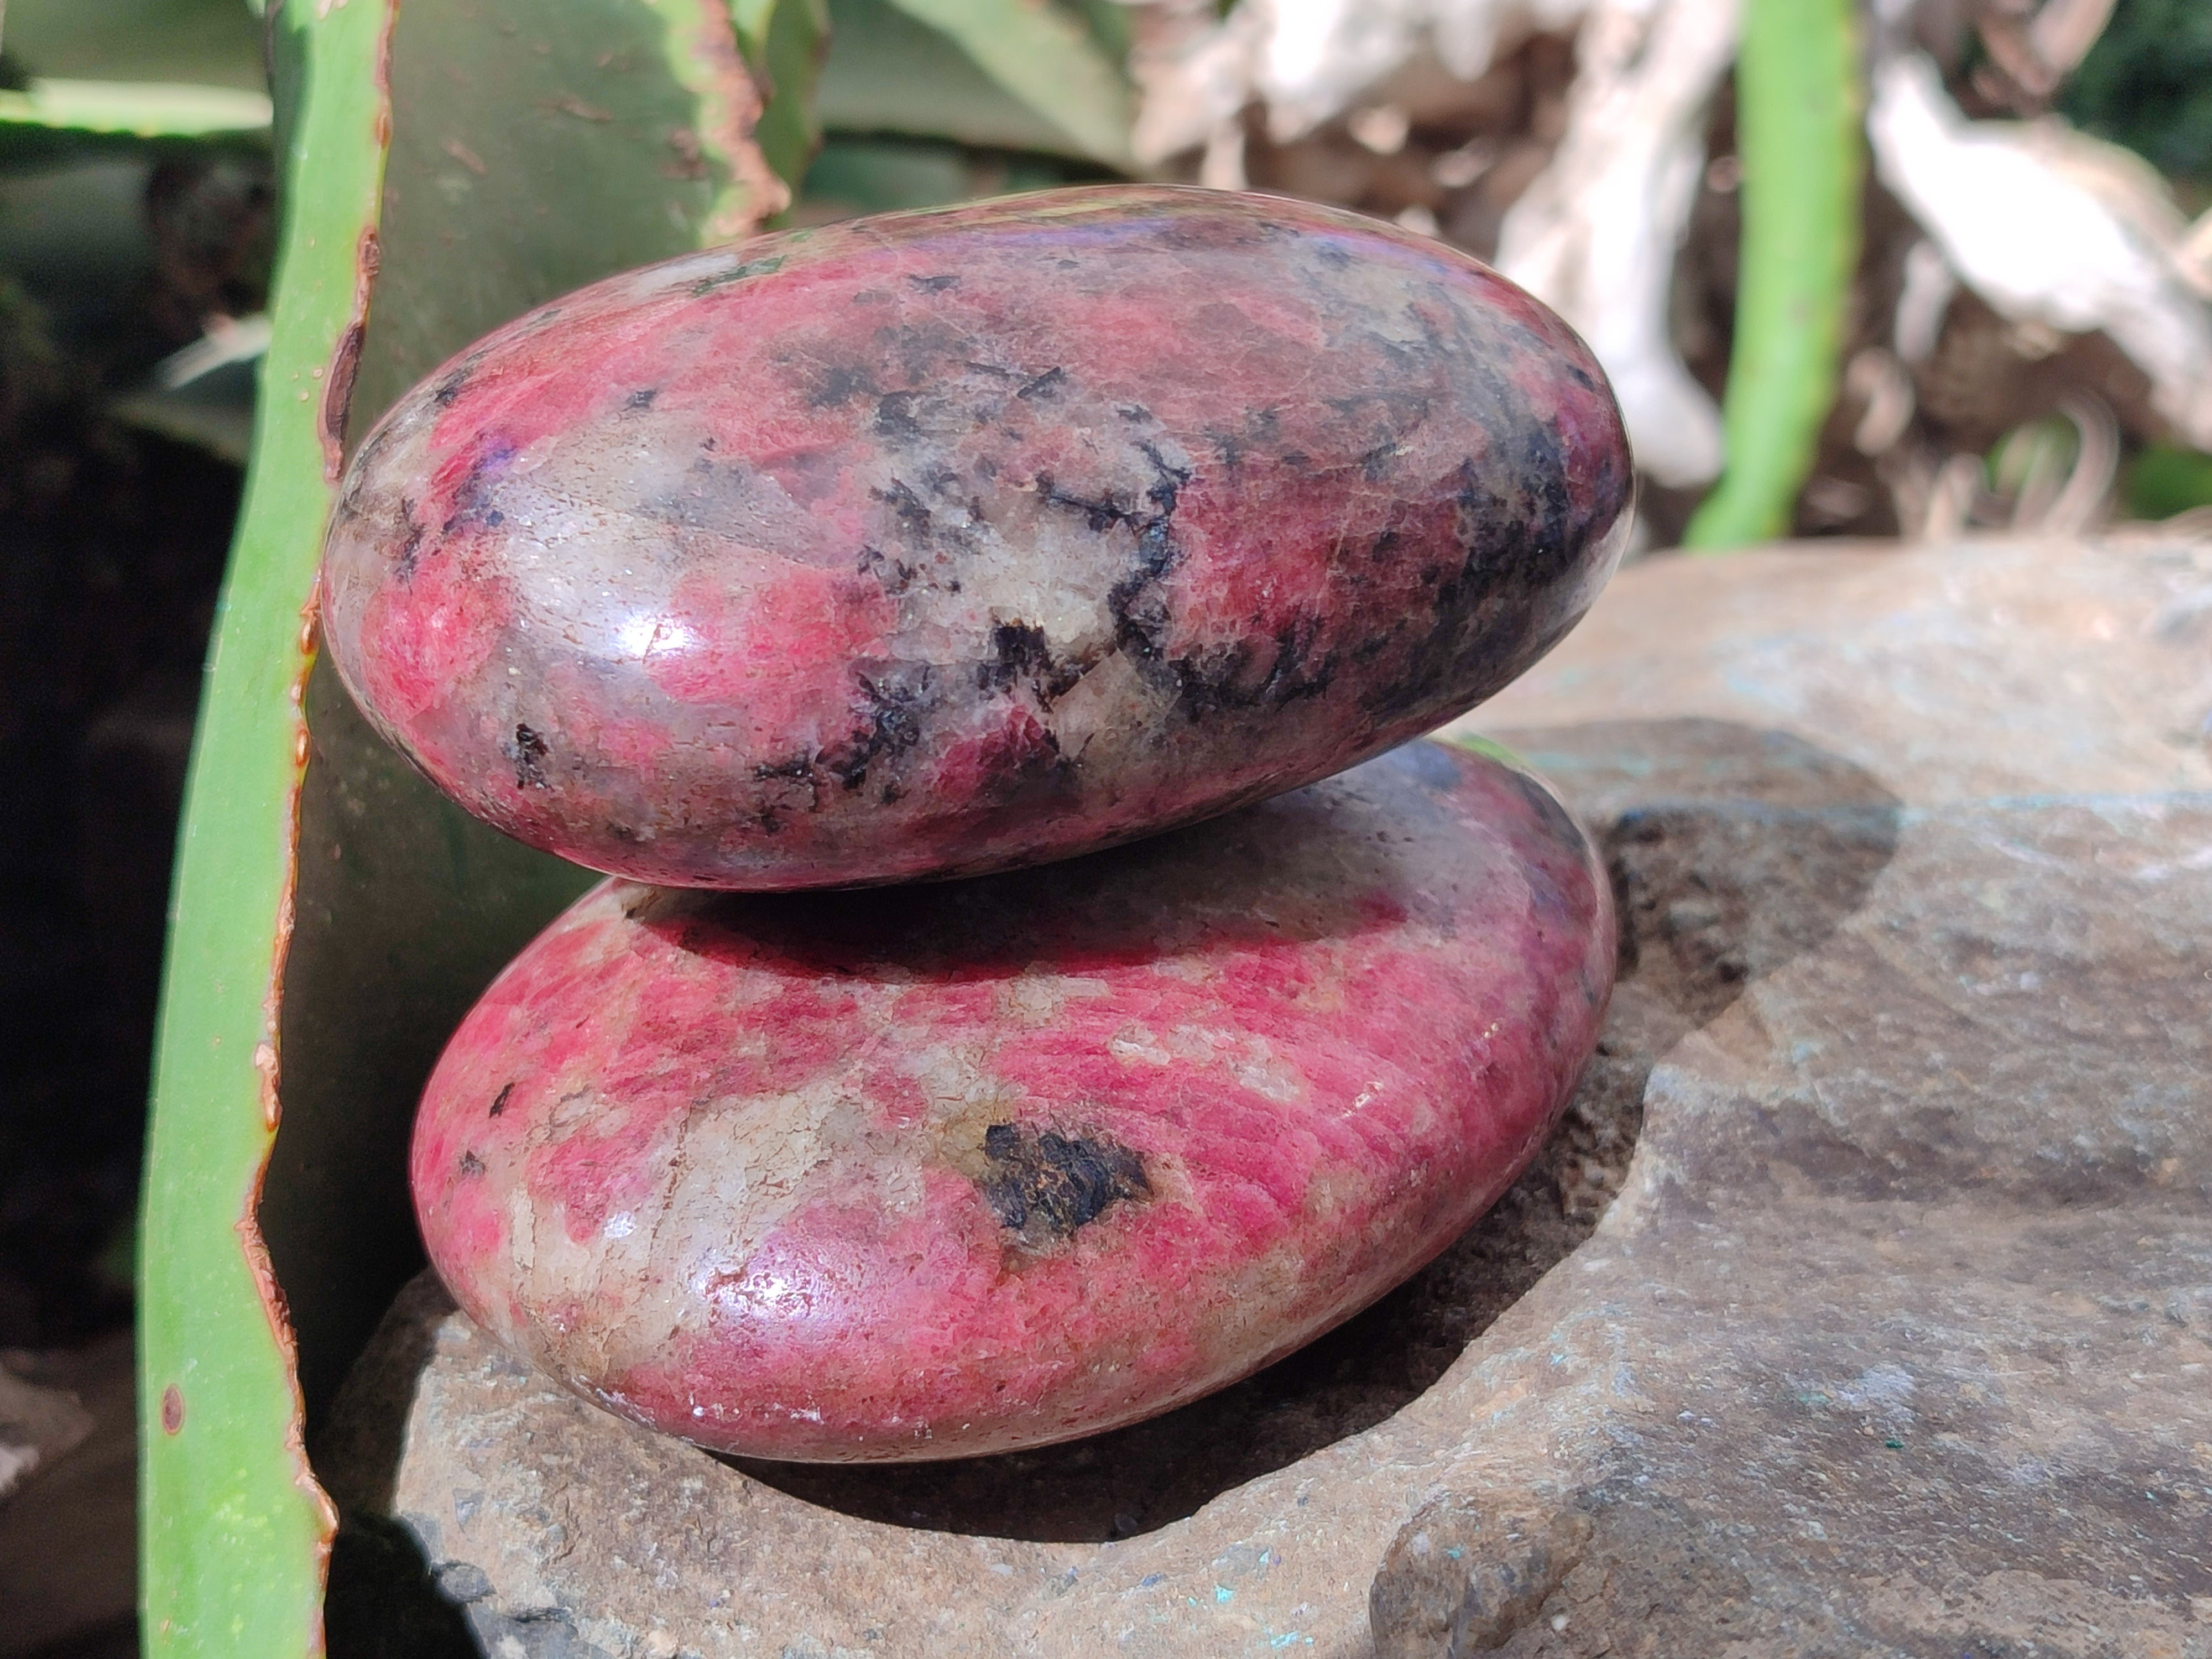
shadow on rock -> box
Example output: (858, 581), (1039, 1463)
(734, 718), (1900, 1542)
(324, 1513), (481, 1659)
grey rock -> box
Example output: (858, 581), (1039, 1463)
(319, 533), (2212, 1657)
(1372, 1502), (1593, 1656)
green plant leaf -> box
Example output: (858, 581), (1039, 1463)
(875, 0), (1133, 165)
(816, 0), (1091, 156)
(1683, 0), (1863, 551)
(2122, 442), (2212, 519)
(0, 0), (268, 92)
(341, 0), (791, 436)
(740, 0), (834, 196)
(143, 0), (821, 1653)
(0, 79), (273, 138)
(1073, 0), (1131, 67)
(138, 1), (391, 1653)
(806, 132), (979, 209)
(798, 132), (1094, 215)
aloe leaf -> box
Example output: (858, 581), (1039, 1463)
(338, 0), (790, 440)
(877, 0), (1133, 165)
(805, 134), (982, 210)
(1073, 0), (1131, 66)
(145, 0), (814, 1652)
(737, 0), (833, 194)
(1683, 0), (1864, 550)
(0, 0), (267, 92)
(138, 0), (392, 1652)
(800, 132), (1094, 216)
(0, 79), (273, 138)
(816, 0), (1088, 156)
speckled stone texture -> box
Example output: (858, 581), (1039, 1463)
(320, 533), (2212, 1657)
(321, 185), (1631, 889)
(411, 741), (1614, 1461)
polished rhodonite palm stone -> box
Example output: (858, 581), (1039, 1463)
(411, 740), (1615, 1462)
(322, 185), (1632, 889)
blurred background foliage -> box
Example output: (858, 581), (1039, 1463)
(2061, 0), (2212, 204)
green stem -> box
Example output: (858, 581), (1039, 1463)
(1684, 0), (1864, 551)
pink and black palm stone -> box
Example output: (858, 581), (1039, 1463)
(322, 185), (1632, 889)
(412, 741), (1614, 1462)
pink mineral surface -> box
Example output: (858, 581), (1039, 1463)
(324, 185), (1632, 888)
(411, 740), (1615, 1461)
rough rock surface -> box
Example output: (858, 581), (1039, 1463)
(413, 743), (1613, 1461)
(321, 185), (1631, 889)
(320, 534), (2212, 1657)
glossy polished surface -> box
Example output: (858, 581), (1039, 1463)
(324, 186), (1632, 888)
(411, 741), (1615, 1461)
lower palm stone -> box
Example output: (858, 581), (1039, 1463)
(411, 739), (1615, 1462)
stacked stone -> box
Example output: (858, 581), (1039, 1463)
(320, 186), (1631, 1464)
